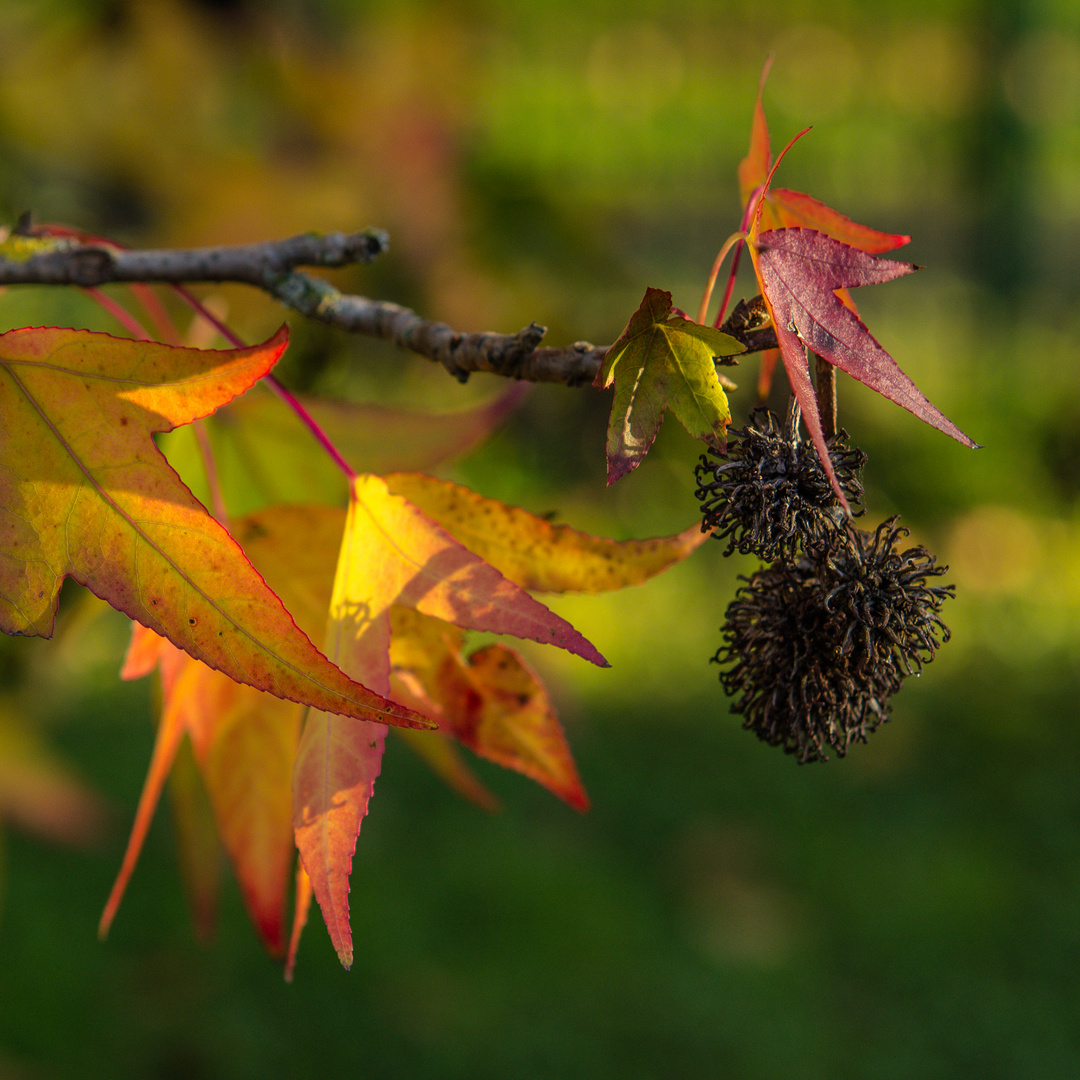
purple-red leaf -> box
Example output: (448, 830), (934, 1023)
(750, 226), (977, 504)
(755, 227), (975, 441)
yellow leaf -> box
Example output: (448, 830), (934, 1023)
(386, 471), (708, 593)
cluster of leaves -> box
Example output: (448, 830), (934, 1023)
(0, 62), (974, 975)
(599, 62), (975, 502)
(0, 264), (709, 974)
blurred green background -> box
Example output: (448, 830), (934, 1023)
(2, 0), (1080, 1077)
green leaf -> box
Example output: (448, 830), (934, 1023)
(593, 287), (742, 484)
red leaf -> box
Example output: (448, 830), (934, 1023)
(284, 861), (314, 983)
(292, 708), (385, 971)
(434, 643), (589, 811)
(749, 225), (977, 503)
(737, 60), (908, 254)
(764, 189), (909, 254)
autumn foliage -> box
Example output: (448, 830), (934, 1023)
(0, 63), (973, 978)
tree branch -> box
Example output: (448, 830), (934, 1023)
(0, 228), (390, 287)
(0, 225), (776, 385)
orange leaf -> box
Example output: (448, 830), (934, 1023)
(737, 56), (774, 206)
(294, 474), (607, 969)
(737, 59), (908, 253)
(284, 860), (314, 984)
(107, 505), (346, 953)
(0, 325), (428, 731)
(435, 643), (588, 811)
(756, 348), (781, 401)
(99, 681), (187, 938)
(201, 686), (302, 956)
(120, 621), (167, 681)
(389, 607), (500, 812)
(385, 472), (708, 593)
(763, 189), (909, 254)
(388, 608), (577, 810)
(101, 638), (263, 944)
(292, 709), (386, 971)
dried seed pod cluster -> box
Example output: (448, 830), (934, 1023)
(715, 520), (953, 762)
(698, 405), (953, 762)
(695, 405), (867, 563)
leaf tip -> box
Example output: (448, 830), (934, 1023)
(567, 790), (591, 812)
(384, 702), (439, 730)
(604, 454), (638, 486)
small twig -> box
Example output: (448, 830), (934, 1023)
(266, 274), (609, 385)
(719, 295), (778, 354)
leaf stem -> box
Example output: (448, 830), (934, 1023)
(814, 353), (837, 442)
(169, 284), (359, 481)
(749, 126), (812, 235)
(713, 242), (744, 329)
(82, 287), (152, 340)
(263, 377), (358, 480)
(85, 281), (235, 519)
(697, 232), (747, 326)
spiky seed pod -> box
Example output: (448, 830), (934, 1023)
(714, 518), (954, 763)
(695, 405), (867, 563)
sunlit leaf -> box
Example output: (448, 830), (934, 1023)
(594, 288), (742, 484)
(294, 474), (608, 968)
(748, 225), (977, 505)
(386, 472), (708, 593)
(433, 642), (589, 810)
(105, 506), (352, 952)
(737, 60), (909, 254)
(0, 325), (428, 730)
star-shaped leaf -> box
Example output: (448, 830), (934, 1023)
(594, 287), (743, 484)
(107, 477), (709, 974)
(384, 471), (709, 593)
(748, 223), (977, 506)
(293, 473), (610, 969)
(0, 325), (429, 730)
(738, 58), (910, 253)
(734, 59), (910, 400)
